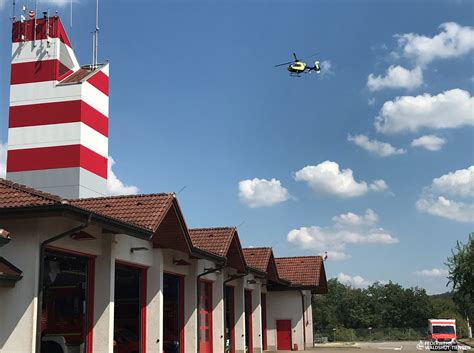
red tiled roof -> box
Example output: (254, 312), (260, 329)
(242, 247), (272, 273)
(69, 193), (175, 232)
(275, 256), (326, 289)
(0, 179), (192, 252)
(189, 227), (236, 257)
(0, 179), (61, 208)
(189, 227), (247, 272)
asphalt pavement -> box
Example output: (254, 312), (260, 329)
(267, 341), (472, 353)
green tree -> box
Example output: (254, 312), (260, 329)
(446, 233), (474, 322)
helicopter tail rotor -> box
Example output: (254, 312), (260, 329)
(314, 60), (321, 74)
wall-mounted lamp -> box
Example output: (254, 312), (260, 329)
(204, 267), (221, 274)
(0, 229), (11, 247)
(130, 247), (149, 253)
(70, 231), (96, 241)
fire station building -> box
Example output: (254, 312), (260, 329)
(0, 15), (328, 353)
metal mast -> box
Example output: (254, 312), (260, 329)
(11, 0), (16, 21)
(92, 0), (99, 68)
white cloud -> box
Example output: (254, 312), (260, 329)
(238, 178), (291, 208)
(416, 166), (474, 223)
(411, 135), (447, 151)
(369, 179), (389, 192)
(337, 273), (373, 288)
(107, 156), (139, 196)
(287, 209), (398, 260)
(0, 141), (6, 179)
(368, 98), (376, 106)
(367, 65), (423, 91)
(0, 0), (6, 10)
(396, 22), (474, 65)
(375, 89), (474, 134)
(348, 134), (406, 157)
(294, 161), (388, 198)
(332, 209), (378, 227)
(431, 166), (474, 197)
(416, 196), (474, 223)
(415, 268), (449, 277)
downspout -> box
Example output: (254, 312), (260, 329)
(196, 266), (224, 353)
(35, 215), (92, 353)
(223, 273), (247, 353)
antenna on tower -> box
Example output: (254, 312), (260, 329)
(91, 0), (99, 68)
(11, 0), (17, 21)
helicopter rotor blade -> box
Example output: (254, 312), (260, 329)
(293, 52), (298, 61)
(274, 61), (294, 67)
(304, 52), (319, 59)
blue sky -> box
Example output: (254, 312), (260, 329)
(0, 0), (473, 293)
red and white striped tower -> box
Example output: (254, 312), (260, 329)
(6, 15), (109, 198)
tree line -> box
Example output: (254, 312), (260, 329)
(312, 234), (473, 339)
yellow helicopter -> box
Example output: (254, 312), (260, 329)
(275, 53), (321, 76)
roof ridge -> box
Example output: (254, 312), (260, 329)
(189, 226), (237, 231)
(0, 178), (62, 202)
(276, 255), (323, 260)
(68, 192), (175, 202)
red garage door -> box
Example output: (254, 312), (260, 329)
(199, 281), (213, 353)
(276, 320), (292, 350)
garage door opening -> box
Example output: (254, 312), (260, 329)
(163, 273), (184, 353)
(40, 249), (93, 353)
(244, 290), (253, 353)
(224, 286), (235, 353)
(114, 264), (146, 353)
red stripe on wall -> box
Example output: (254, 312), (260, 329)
(9, 101), (108, 137)
(7, 145), (107, 178)
(87, 71), (109, 96)
(12, 17), (72, 47)
(10, 60), (60, 84)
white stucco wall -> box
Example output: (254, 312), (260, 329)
(147, 248), (164, 353)
(0, 218), (41, 353)
(302, 290), (314, 348)
(243, 274), (263, 353)
(266, 291), (305, 351)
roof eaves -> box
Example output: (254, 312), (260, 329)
(191, 246), (226, 264)
(246, 266), (267, 277)
(0, 204), (154, 239)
